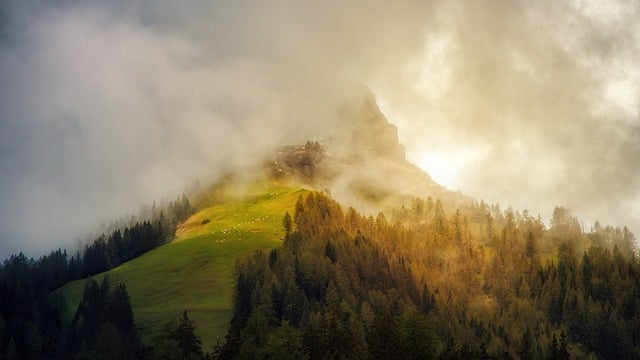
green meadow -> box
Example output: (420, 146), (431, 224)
(59, 182), (307, 351)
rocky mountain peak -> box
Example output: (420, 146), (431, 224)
(322, 88), (406, 162)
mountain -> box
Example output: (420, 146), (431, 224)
(2, 88), (639, 359)
(324, 88), (407, 162)
(54, 87), (473, 353)
(270, 87), (472, 213)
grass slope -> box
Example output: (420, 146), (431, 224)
(59, 182), (307, 351)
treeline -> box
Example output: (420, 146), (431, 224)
(65, 277), (142, 359)
(65, 277), (205, 360)
(0, 194), (193, 359)
(217, 192), (444, 358)
(82, 194), (193, 277)
(218, 192), (639, 359)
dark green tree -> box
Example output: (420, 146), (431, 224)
(4, 338), (19, 360)
(283, 211), (293, 234)
(549, 331), (569, 360)
(26, 324), (43, 360)
(94, 322), (124, 360)
(175, 310), (203, 359)
(107, 283), (135, 334)
(324, 240), (337, 264)
(516, 331), (532, 360)
(525, 231), (538, 260)
(399, 308), (435, 360)
(369, 314), (402, 359)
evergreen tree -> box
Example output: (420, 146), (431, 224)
(107, 283), (135, 334)
(516, 331), (532, 360)
(324, 240), (337, 264)
(25, 324), (42, 360)
(283, 211), (293, 234)
(399, 308), (435, 360)
(558, 331), (569, 360)
(525, 231), (538, 260)
(175, 310), (203, 359)
(369, 314), (402, 359)
(5, 338), (19, 360)
(94, 322), (124, 360)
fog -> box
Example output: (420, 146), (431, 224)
(1, 0), (638, 258)
(373, 0), (640, 237)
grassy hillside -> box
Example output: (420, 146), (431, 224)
(59, 181), (307, 351)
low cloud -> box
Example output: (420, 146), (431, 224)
(0, 1), (433, 257)
(1, 0), (639, 257)
(375, 0), (640, 234)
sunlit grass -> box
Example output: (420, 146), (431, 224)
(58, 182), (307, 351)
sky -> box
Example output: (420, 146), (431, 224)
(1, 0), (639, 258)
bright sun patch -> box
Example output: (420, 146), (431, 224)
(409, 147), (482, 190)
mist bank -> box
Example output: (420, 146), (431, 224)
(1, 0), (639, 257)
(1, 0), (429, 257)
(372, 0), (640, 237)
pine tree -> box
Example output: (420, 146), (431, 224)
(324, 240), (337, 264)
(558, 331), (569, 360)
(26, 324), (43, 359)
(283, 211), (292, 234)
(526, 232), (538, 260)
(5, 338), (19, 360)
(550, 332), (559, 360)
(107, 283), (135, 334)
(516, 331), (532, 360)
(399, 308), (435, 360)
(369, 314), (402, 359)
(175, 310), (202, 359)
(94, 322), (124, 360)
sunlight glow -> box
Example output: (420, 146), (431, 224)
(407, 147), (484, 190)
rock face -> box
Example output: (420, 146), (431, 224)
(322, 88), (406, 162)
(270, 86), (470, 210)
(271, 87), (406, 179)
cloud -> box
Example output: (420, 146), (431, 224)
(0, 0), (435, 257)
(1, 0), (639, 258)
(374, 0), (640, 234)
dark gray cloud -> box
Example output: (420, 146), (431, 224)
(1, 0), (639, 258)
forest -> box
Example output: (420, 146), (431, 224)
(1, 184), (639, 359)
(0, 195), (193, 359)
(218, 192), (639, 359)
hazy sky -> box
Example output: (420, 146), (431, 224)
(1, 0), (639, 258)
